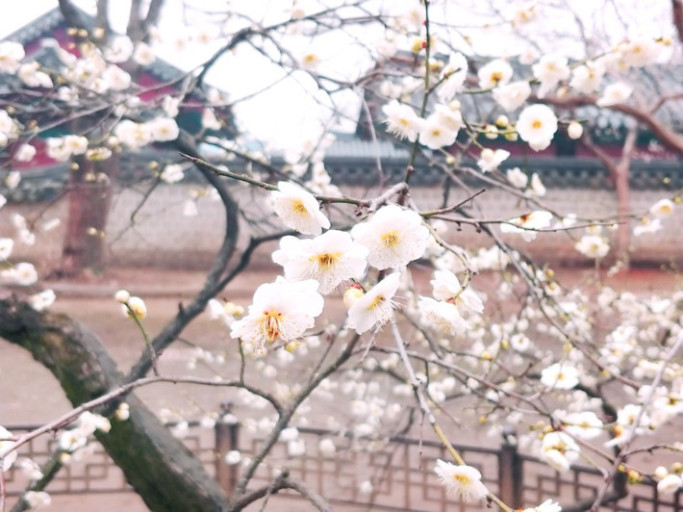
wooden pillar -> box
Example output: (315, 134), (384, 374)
(214, 404), (240, 498)
(499, 426), (523, 508)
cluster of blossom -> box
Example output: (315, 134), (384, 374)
(229, 180), (446, 355)
(0, 194), (61, 319)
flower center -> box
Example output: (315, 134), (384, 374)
(291, 200), (308, 215)
(366, 294), (386, 311)
(453, 473), (472, 485)
(490, 71), (503, 83)
(531, 119), (542, 129)
(260, 309), (284, 343)
(381, 231), (400, 247)
(313, 252), (341, 269)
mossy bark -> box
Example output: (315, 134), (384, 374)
(0, 299), (228, 512)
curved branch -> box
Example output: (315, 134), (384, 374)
(124, 130), (240, 383)
(228, 471), (331, 512)
(541, 94), (683, 154)
(0, 299), (228, 512)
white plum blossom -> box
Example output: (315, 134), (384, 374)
(541, 362), (579, 389)
(272, 231), (368, 294)
(622, 37), (663, 67)
(419, 112), (458, 149)
(559, 410), (603, 439)
(4, 171), (19, 190)
(382, 100), (422, 141)
(318, 438), (336, 457)
(575, 235), (610, 259)
(160, 164), (184, 184)
(507, 167), (528, 188)
(431, 270), (484, 315)
(477, 148), (510, 173)
(540, 431), (580, 472)
(529, 173), (546, 197)
(492, 81), (531, 112)
(437, 52), (468, 102)
(148, 117), (179, 141)
(649, 198), (675, 219)
(104, 36), (134, 63)
(15, 143), (36, 162)
(516, 104), (558, 151)
(434, 460), (488, 502)
(657, 474), (683, 495)
(433, 104), (463, 134)
(569, 62), (604, 94)
(287, 438), (306, 457)
(224, 450), (242, 465)
(419, 297), (469, 335)
(28, 289), (56, 311)
(358, 480), (374, 494)
(567, 121), (584, 140)
(500, 211), (553, 241)
(114, 120), (152, 149)
(0, 41), (25, 73)
(346, 272), (401, 334)
(270, 181), (330, 235)
(532, 55), (570, 97)
(522, 499), (562, 512)
(23, 490), (51, 509)
(478, 59), (513, 89)
(351, 205), (430, 270)
(5, 262), (39, 286)
(103, 65), (131, 90)
(0, 238), (13, 260)
(0, 425), (17, 471)
(133, 42), (155, 65)
(596, 82), (633, 107)
(18, 62), (53, 88)
(230, 278), (324, 354)
(76, 411), (111, 434)
(633, 217), (662, 236)
(122, 296), (147, 320)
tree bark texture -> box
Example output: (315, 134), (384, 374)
(0, 299), (229, 512)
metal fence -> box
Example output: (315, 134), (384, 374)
(4, 422), (683, 511)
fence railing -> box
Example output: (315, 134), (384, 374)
(5, 421), (683, 511)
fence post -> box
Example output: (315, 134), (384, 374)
(215, 402), (240, 498)
(499, 425), (523, 508)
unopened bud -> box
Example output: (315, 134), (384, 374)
(123, 296), (147, 320)
(114, 289), (130, 303)
(343, 283), (364, 309)
(567, 121), (583, 140)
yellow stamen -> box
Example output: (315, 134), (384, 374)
(291, 200), (308, 215)
(260, 310), (283, 343)
(381, 231), (400, 247)
(453, 473), (472, 485)
(312, 252), (341, 269)
(366, 294), (385, 311)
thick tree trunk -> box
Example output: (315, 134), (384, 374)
(0, 299), (229, 512)
(60, 154), (118, 278)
